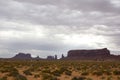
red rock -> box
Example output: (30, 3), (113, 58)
(67, 48), (110, 60)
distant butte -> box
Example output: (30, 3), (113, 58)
(11, 52), (43, 60)
(12, 53), (32, 59)
(63, 48), (120, 61)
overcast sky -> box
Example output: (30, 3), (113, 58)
(0, 0), (120, 58)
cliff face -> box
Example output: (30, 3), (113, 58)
(67, 48), (111, 60)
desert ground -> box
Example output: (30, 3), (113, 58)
(0, 60), (120, 80)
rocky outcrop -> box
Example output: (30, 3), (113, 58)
(47, 56), (55, 60)
(12, 53), (32, 59)
(67, 48), (111, 60)
(11, 53), (57, 60)
(46, 55), (58, 60)
(68, 48), (110, 57)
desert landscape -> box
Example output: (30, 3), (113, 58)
(0, 60), (120, 80)
(0, 0), (120, 80)
(0, 48), (120, 80)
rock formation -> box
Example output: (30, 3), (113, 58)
(2, 48), (120, 61)
(68, 48), (110, 57)
(47, 56), (55, 60)
(55, 55), (57, 60)
(66, 48), (111, 60)
(12, 53), (32, 59)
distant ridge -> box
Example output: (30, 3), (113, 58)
(1, 48), (120, 61)
(11, 52), (57, 60)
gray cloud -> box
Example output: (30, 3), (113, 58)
(0, 0), (120, 58)
(15, 0), (120, 13)
(0, 0), (120, 26)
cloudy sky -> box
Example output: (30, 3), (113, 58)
(0, 0), (120, 58)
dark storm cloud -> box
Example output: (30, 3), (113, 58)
(0, 0), (120, 58)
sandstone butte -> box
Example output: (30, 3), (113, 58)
(64, 48), (120, 61)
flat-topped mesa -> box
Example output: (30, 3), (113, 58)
(67, 48), (110, 58)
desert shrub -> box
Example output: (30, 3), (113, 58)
(86, 78), (93, 80)
(42, 73), (54, 80)
(117, 77), (120, 80)
(101, 76), (106, 80)
(107, 76), (113, 80)
(92, 71), (103, 76)
(8, 68), (19, 77)
(23, 70), (32, 75)
(34, 74), (40, 78)
(78, 77), (86, 80)
(42, 69), (51, 74)
(50, 77), (58, 80)
(76, 67), (81, 70)
(72, 76), (86, 80)
(113, 70), (120, 75)
(52, 70), (61, 76)
(72, 77), (78, 80)
(103, 71), (112, 75)
(81, 72), (89, 76)
(0, 68), (9, 73)
(65, 70), (72, 76)
(59, 67), (68, 73)
(15, 74), (27, 80)
(0, 66), (18, 74)
(0, 77), (7, 80)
